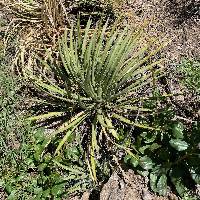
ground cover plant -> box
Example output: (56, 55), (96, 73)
(123, 58), (200, 198)
(124, 92), (200, 199)
(0, 58), (91, 199)
(178, 59), (200, 95)
(1, 129), (92, 199)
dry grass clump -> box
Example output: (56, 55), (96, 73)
(1, 0), (70, 71)
(1, 0), (123, 72)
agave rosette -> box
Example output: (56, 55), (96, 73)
(27, 19), (165, 181)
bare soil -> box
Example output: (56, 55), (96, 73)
(99, 170), (179, 200)
(122, 0), (199, 62)
(71, 170), (180, 200)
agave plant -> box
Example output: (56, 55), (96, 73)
(27, 19), (166, 182)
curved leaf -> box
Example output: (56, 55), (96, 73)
(157, 174), (167, 196)
(139, 156), (154, 170)
(172, 122), (184, 139)
(112, 113), (160, 131)
(169, 139), (188, 151)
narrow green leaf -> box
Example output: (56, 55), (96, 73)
(85, 152), (96, 182)
(110, 74), (153, 100)
(82, 19), (92, 58)
(117, 106), (151, 112)
(66, 183), (88, 194)
(102, 30), (133, 88)
(52, 111), (88, 137)
(112, 113), (160, 130)
(117, 59), (163, 88)
(115, 37), (157, 82)
(96, 28), (119, 82)
(29, 72), (66, 95)
(92, 119), (98, 153)
(53, 160), (84, 174)
(55, 130), (73, 155)
(91, 120), (98, 182)
(106, 30), (143, 90)
(104, 116), (119, 140)
(97, 113), (113, 129)
(34, 83), (74, 103)
(90, 144), (97, 182)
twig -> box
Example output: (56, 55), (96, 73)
(173, 115), (195, 123)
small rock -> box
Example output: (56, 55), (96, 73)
(81, 192), (90, 200)
(142, 189), (153, 200)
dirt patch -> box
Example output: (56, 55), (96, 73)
(0, 188), (6, 200)
(123, 0), (199, 62)
(100, 170), (179, 200)
(70, 170), (179, 200)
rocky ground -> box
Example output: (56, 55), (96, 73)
(99, 170), (180, 200)
(71, 170), (180, 200)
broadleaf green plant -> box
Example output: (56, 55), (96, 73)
(27, 19), (166, 182)
(0, 57), (90, 199)
(1, 129), (91, 200)
(124, 94), (200, 199)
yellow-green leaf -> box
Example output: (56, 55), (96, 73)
(112, 113), (160, 131)
(104, 116), (119, 140)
